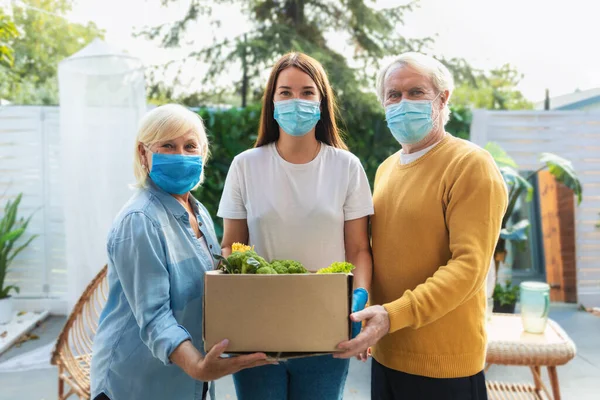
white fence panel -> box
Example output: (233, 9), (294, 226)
(0, 106), (66, 301)
(470, 110), (600, 307)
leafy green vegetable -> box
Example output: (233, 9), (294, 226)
(316, 262), (355, 274)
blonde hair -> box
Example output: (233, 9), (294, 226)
(133, 104), (210, 188)
(377, 52), (455, 125)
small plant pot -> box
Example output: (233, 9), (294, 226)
(0, 296), (14, 324)
(493, 299), (516, 314)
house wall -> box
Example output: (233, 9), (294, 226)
(470, 110), (600, 307)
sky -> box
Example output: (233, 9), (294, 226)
(65, 0), (600, 102)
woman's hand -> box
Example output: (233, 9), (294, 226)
(192, 340), (273, 381)
(171, 339), (273, 382)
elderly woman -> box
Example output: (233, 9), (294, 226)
(90, 104), (270, 400)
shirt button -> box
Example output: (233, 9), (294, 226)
(209, 245), (213, 249)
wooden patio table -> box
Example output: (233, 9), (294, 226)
(485, 313), (576, 400)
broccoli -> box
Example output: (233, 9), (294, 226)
(271, 259), (308, 274)
(224, 252), (244, 274)
(316, 261), (355, 274)
(223, 252), (308, 275)
(256, 266), (278, 274)
(226, 250), (269, 274)
(288, 263), (308, 274)
(270, 260), (288, 274)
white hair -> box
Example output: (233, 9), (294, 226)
(133, 104), (210, 188)
(376, 52), (455, 125)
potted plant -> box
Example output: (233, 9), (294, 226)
(0, 193), (37, 324)
(493, 280), (520, 313)
(485, 143), (582, 291)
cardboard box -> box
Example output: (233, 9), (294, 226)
(203, 271), (352, 359)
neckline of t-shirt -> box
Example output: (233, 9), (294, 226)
(269, 141), (326, 169)
(394, 134), (452, 171)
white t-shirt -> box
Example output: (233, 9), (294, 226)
(218, 143), (374, 271)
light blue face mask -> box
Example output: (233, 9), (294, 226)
(274, 99), (321, 136)
(148, 152), (203, 195)
(385, 95), (441, 145)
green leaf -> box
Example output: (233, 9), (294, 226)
(499, 166), (534, 202)
(212, 254), (233, 274)
(6, 285), (19, 295)
(492, 280), (519, 304)
(539, 153), (583, 205)
(246, 257), (260, 268)
(1, 193), (22, 235)
(0, 285), (19, 298)
(485, 142), (519, 169)
(0, 228), (25, 244)
(500, 219), (530, 241)
(8, 234), (38, 264)
(0, 193), (36, 295)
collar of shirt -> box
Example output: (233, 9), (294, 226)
(146, 179), (200, 219)
(399, 140), (442, 165)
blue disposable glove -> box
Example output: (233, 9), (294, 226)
(351, 288), (369, 338)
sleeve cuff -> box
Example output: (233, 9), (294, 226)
(217, 209), (247, 219)
(344, 207), (374, 221)
(383, 295), (415, 333)
(159, 324), (192, 366)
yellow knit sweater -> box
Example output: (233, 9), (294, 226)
(371, 134), (507, 379)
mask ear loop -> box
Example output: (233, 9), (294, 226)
(142, 144), (153, 174)
(431, 92), (445, 132)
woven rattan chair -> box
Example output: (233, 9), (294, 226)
(51, 265), (108, 400)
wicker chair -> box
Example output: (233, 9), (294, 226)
(51, 265), (108, 400)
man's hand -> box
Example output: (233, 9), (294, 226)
(187, 340), (273, 381)
(334, 305), (390, 359)
(356, 347), (371, 362)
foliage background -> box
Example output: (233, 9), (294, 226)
(1, 0), (532, 237)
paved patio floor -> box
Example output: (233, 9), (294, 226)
(0, 303), (598, 400)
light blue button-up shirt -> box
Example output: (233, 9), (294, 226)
(91, 181), (220, 400)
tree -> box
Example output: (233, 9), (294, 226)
(141, 0), (431, 107)
(451, 63), (532, 110)
(0, 0), (104, 105)
(0, 9), (18, 69)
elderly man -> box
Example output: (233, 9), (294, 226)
(336, 52), (507, 399)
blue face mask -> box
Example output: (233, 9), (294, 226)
(385, 95), (440, 145)
(148, 152), (203, 195)
(274, 99), (321, 136)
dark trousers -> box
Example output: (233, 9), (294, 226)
(371, 359), (488, 400)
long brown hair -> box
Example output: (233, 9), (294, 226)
(255, 52), (347, 150)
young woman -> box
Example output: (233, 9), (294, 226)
(217, 53), (374, 399)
